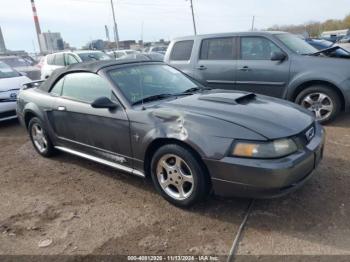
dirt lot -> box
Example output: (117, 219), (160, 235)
(0, 114), (349, 260)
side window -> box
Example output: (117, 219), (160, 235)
(54, 54), (65, 66)
(170, 40), (194, 61)
(50, 77), (65, 96)
(61, 73), (114, 103)
(47, 55), (54, 65)
(66, 54), (79, 65)
(115, 52), (124, 58)
(241, 37), (282, 60)
(200, 37), (235, 60)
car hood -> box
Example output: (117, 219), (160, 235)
(0, 76), (31, 92)
(299, 54), (350, 65)
(13, 66), (40, 72)
(158, 91), (314, 140)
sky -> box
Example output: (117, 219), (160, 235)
(1, 0), (349, 52)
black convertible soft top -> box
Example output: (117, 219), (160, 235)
(38, 59), (162, 92)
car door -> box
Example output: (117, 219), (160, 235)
(235, 36), (290, 98)
(194, 37), (237, 89)
(48, 72), (133, 168)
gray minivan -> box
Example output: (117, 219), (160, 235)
(164, 31), (350, 123)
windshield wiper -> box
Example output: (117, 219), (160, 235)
(304, 46), (341, 56)
(182, 87), (202, 93)
(132, 93), (173, 106)
(132, 87), (212, 106)
(181, 86), (212, 94)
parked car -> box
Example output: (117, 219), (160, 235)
(144, 46), (168, 54)
(123, 52), (164, 61)
(164, 31), (350, 123)
(40, 50), (112, 79)
(320, 35), (343, 43)
(0, 55), (41, 80)
(17, 60), (325, 207)
(339, 36), (350, 43)
(107, 49), (139, 59)
(0, 62), (31, 121)
(305, 38), (350, 58)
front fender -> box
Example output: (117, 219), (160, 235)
(285, 57), (350, 107)
(131, 108), (266, 163)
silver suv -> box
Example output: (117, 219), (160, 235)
(165, 31), (350, 123)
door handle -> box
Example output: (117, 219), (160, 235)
(238, 66), (251, 72)
(196, 65), (207, 70)
(57, 106), (66, 111)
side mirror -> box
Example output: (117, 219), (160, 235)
(271, 51), (286, 61)
(91, 97), (118, 109)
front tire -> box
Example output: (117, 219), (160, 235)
(295, 85), (341, 124)
(151, 144), (209, 207)
(28, 117), (56, 157)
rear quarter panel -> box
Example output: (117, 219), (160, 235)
(17, 88), (56, 129)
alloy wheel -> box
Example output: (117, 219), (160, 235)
(31, 123), (48, 153)
(156, 154), (194, 201)
(301, 92), (334, 121)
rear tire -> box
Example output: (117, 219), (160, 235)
(151, 144), (210, 207)
(295, 85), (341, 124)
(28, 117), (56, 157)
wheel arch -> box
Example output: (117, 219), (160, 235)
(290, 80), (346, 111)
(23, 102), (45, 129)
(143, 138), (211, 185)
(24, 110), (38, 128)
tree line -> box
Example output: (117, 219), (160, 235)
(267, 14), (350, 37)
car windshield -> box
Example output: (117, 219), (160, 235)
(0, 57), (30, 67)
(276, 33), (318, 55)
(108, 64), (199, 104)
(77, 52), (111, 62)
(0, 62), (20, 79)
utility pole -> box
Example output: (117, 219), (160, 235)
(110, 0), (119, 49)
(251, 16), (255, 31)
(189, 0), (197, 35)
(30, 0), (43, 54)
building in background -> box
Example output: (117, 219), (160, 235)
(118, 40), (136, 50)
(85, 39), (105, 50)
(39, 32), (64, 53)
(0, 26), (7, 53)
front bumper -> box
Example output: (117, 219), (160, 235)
(205, 124), (325, 199)
(0, 102), (17, 121)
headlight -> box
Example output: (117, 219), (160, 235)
(232, 139), (297, 159)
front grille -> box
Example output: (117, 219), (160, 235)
(0, 110), (16, 119)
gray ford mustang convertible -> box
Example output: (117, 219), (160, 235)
(17, 60), (325, 207)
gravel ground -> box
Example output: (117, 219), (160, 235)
(0, 114), (349, 260)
